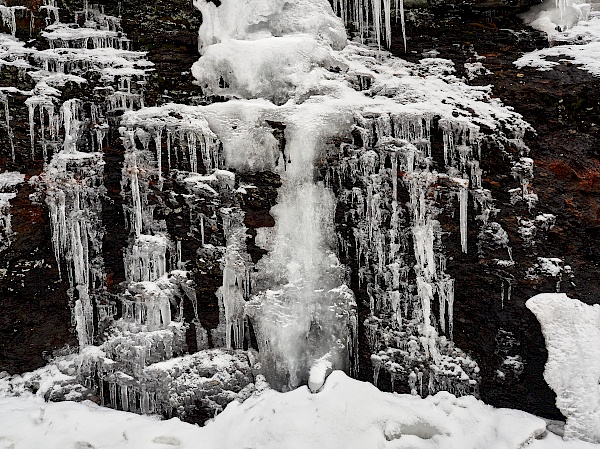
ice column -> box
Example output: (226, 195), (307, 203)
(247, 108), (357, 391)
(0, 172), (25, 251)
(220, 210), (252, 350)
(45, 150), (106, 346)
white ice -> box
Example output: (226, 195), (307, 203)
(527, 293), (600, 443)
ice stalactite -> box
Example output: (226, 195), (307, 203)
(124, 234), (169, 283)
(332, 0), (405, 50)
(120, 127), (159, 237)
(219, 209), (252, 350)
(459, 183), (468, 254)
(44, 149), (106, 347)
(0, 92), (15, 161)
(510, 157), (538, 211)
(0, 192), (16, 251)
(41, 0), (60, 26)
(120, 107), (223, 176)
(0, 5), (26, 37)
(42, 25), (131, 50)
(25, 88), (60, 160)
(39, 97), (109, 347)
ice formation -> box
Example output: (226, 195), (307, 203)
(190, 0), (541, 396)
(527, 294), (600, 443)
(0, 2), (236, 421)
(44, 147), (106, 346)
(0, 171), (25, 251)
(0, 4), (26, 36)
(332, 0), (407, 50)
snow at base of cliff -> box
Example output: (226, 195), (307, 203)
(0, 371), (598, 449)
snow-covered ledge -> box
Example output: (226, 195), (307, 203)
(526, 293), (600, 443)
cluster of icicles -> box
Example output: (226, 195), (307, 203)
(332, 0), (407, 51)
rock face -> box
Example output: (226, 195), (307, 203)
(0, 0), (599, 427)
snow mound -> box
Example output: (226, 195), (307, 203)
(3, 371), (596, 449)
(526, 293), (600, 443)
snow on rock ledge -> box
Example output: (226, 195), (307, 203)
(526, 293), (600, 443)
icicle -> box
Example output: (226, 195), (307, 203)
(0, 6), (18, 37)
(399, 0), (406, 52)
(459, 185), (468, 254)
(447, 280), (454, 340)
(371, 355), (382, 386)
(154, 129), (163, 185)
(130, 156), (143, 237)
(124, 235), (169, 282)
(1, 94), (15, 161)
(439, 283), (446, 333)
(176, 240), (183, 269)
(383, 0), (391, 48)
(28, 103), (35, 158)
(166, 130), (172, 171)
(372, 0), (382, 49)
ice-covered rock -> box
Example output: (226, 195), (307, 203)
(527, 294), (600, 443)
(194, 0), (347, 51)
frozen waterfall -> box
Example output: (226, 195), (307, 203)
(0, 0), (551, 428)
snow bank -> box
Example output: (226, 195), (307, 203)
(526, 293), (600, 443)
(2, 371), (597, 449)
